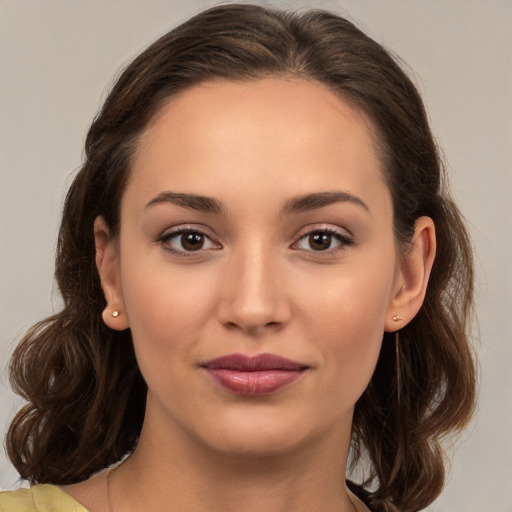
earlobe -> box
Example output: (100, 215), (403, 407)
(94, 216), (130, 331)
(385, 216), (436, 332)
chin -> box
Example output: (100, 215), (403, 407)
(191, 404), (348, 460)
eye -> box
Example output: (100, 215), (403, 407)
(159, 228), (220, 254)
(294, 228), (353, 252)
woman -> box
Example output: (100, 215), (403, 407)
(0, 4), (476, 512)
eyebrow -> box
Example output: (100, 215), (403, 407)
(144, 190), (369, 216)
(283, 191), (370, 215)
(145, 192), (224, 214)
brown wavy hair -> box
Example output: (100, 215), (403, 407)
(6, 4), (476, 511)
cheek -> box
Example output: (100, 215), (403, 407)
(296, 254), (396, 398)
(297, 255), (395, 333)
(119, 253), (220, 376)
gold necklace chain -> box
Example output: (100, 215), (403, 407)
(106, 466), (116, 512)
(106, 457), (130, 512)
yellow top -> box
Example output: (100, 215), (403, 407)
(0, 484), (87, 512)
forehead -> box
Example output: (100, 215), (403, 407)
(126, 77), (388, 210)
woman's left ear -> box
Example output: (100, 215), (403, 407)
(385, 216), (436, 332)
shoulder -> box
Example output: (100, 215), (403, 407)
(0, 487), (36, 512)
(0, 484), (88, 512)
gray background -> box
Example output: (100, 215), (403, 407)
(1, 1), (511, 510)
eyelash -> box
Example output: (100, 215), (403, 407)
(157, 227), (219, 257)
(292, 227), (354, 254)
(156, 226), (354, 257)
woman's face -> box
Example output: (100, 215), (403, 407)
(102, 78), (405, 457)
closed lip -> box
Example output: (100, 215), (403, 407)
(200, 352), (309, 371)
(200, 353), (309, 396)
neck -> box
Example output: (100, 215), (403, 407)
(111, 406), (358, 512)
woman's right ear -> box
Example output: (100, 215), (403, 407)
(94, 216), (130, 330)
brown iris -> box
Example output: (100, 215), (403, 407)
(181, 232), (205, 251)
(309, 232), (332, 251)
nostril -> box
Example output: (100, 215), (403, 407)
(220, 317), (287, 335)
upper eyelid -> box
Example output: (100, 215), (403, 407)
(159, 224), (216, 239)
(291, 225), (354, 250)
(157, 230), (221, 259)
(157, 225), (222, 248)
(294, 224), (352, 239)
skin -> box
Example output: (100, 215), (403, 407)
(63, 78), (435, 512)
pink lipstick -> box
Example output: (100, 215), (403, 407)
(201, 353), (308, 396)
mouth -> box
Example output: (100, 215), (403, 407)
(200, 353), (309, 396)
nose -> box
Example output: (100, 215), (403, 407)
(216, 244), (292, 336)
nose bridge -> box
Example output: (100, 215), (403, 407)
(218, 237), (290, 333)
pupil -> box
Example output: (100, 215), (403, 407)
(182, 233), (204, 251)
(310, 233), (331, 251)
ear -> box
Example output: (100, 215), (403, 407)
(385, 216), (436, 332)
(94, 216), (130, 330)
